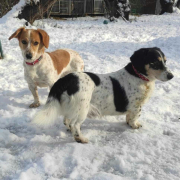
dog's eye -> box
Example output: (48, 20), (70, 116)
(22, 40), (27, 45)
(34, 42), (39, 46)
(150, 63), (160, 70)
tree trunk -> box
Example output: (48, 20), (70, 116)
(176, 0), (180, 9)
(160, 0), (174, 15)
(104, 0), (131, 21)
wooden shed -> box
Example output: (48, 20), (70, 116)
(51, 0), (104, 16)
(130, 0), (160, 15)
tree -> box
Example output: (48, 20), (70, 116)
(0, 0), (20, 18)
(160, 0), (175, 14)
(104, 0), (131, 21)
(18, 0), (58, 25)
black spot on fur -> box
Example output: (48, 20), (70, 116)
(48, 73), (79, 102)
(110, 77), (129, 112)
(85, 72), (100, 86)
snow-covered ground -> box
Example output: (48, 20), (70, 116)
(0, 4), (180, 180)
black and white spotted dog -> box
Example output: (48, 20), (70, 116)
(33, 47), (174, 143)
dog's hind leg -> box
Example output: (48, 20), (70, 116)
(63, 117), (71, 131)
(73, 121), (88, 143)
(68, 102), (90, 143)
(68, 117), (88, 143)
(126, 113), (130, 124)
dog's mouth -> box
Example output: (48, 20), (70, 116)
(155, 71), (174, 82)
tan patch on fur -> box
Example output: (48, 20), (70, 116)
(8, 27), (25, 40)
(145, 64), (150, 70)
(164, 56), (166, 60)
(81, 64), (84, 71)
(158, 57), (162, 61)
(146, 64), (163, 77)
(47, 50), (70, 74)
(136, 84), (150, 107)
(145, 64), (165, 80)
(147, 66), (163, 78)
(37, 29), (49, 48)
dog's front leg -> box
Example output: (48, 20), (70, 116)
(28, 84), (40, 108)
(126, 107), (142, 129)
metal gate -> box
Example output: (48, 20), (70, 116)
(72, 0), (86, 16)
(94, 0), (104, 14)
(51, 0), (104, 16)
(51, 0), (72, 15)
(86, 0), (104, 14)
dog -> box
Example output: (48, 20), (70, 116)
(33, 47), (174, 143)
(9, 27), (84, 108)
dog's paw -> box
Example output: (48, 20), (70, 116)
(63, 118), (71, 131)
(29, 102), (40, 108)
(129, 122), (142, 129)
(74, 136), (89, 144)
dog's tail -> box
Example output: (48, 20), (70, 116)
(32, 98), (61, 127)
(87, 104), (101, 119)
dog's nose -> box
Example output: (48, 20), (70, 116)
(26, 53), (32, 59)
(167, 73), (174, 80)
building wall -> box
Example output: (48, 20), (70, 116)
(130, 0), (157, 15)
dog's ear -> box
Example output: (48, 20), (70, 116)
(37, 29), (49, 49)
(9, 27), (25, 40)
(130, 48), (149, 66)
(152, 47), (164, 56)
(130, 48), (150, 75)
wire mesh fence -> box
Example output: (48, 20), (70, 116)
(51, 0), (104, 16)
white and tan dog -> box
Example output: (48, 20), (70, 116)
(9, 27), (84, 108)
(33, 47), (174, 143)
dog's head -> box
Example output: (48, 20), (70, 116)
(130, 47), (174, 81)
(9, 27), (49, 62)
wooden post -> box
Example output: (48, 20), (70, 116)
(84, 0), (87, 15)
(0, 40), (4, 59)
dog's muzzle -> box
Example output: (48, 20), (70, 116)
(163, 66), (174, 81)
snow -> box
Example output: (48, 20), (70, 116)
(0, 0), (26, 24)
(0, 4), (180, 180)
(26, 0), (40, 4)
